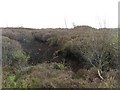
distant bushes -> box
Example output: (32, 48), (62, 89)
(2, 36), (30, 69)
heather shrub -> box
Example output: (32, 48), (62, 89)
(47, 36), (58, 46)
(3, 62), (118, 88)
(62, 30), (118, 70)
(72, 69), (88, 79)
(98, 71), (118, 88)
(80, 30), (118, 70)
(2, 36), (30, 68)
(33, 30), (70, 47)
(33, 30), (52, 43)
(2, 27), (119, 88)
(3, 30), (34, 43)
(16, 30), (34, 43)
(13, 50), (30, 68)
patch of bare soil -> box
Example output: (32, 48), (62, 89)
(21, 41), (58, 65)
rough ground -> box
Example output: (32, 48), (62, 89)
(21, 41), (58, 65)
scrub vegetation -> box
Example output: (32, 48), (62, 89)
(2, 26), (119, 88)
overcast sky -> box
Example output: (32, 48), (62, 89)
(0, 0), (119, 28)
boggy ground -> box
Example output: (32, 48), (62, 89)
(2, 26), (120, 88)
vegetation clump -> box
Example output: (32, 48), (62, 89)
(2, 36), (30, 69)
(2, 26), (119, 88)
